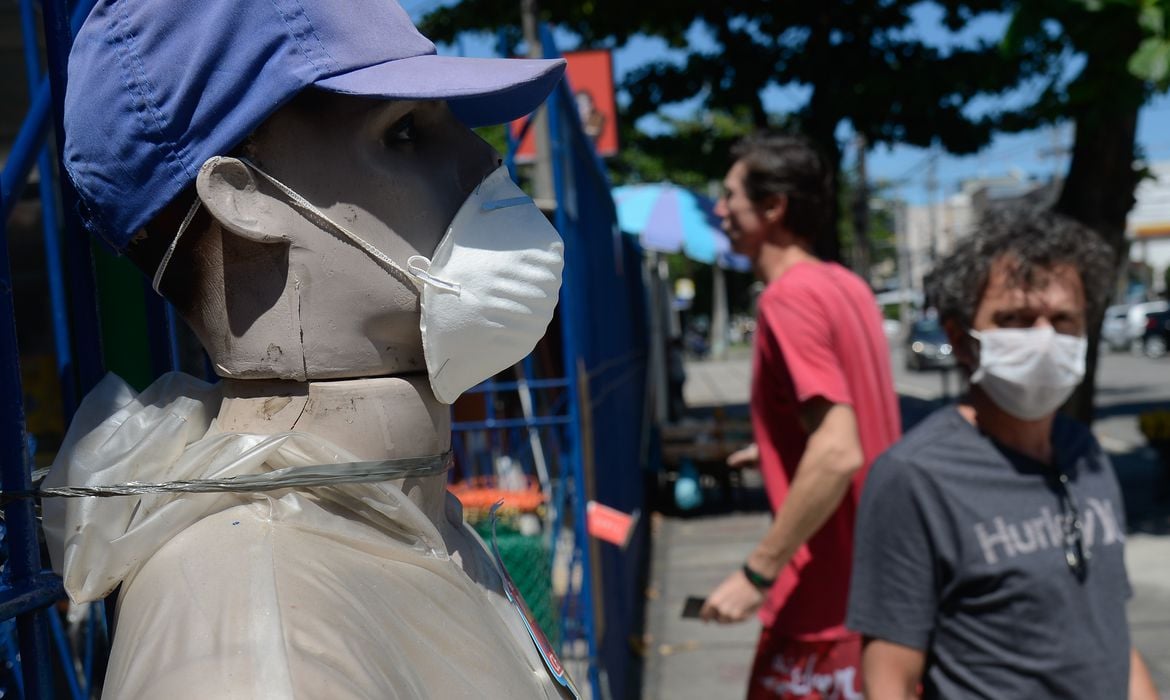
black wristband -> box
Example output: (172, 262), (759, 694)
(742, 563), (775, 590)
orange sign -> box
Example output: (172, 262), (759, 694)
(512, 49), (619, 160)
(1133, 222), (1170, 239)
(586, 500), (639, 548)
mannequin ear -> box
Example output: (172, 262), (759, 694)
(195, 156), (290, 244)
(762, 193), (788, 224)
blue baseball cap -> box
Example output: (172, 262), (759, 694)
(64, 0), (566, 251)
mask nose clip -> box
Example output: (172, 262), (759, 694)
(482, 196), (531, 212)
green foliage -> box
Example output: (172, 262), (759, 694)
(474, 124), (510, 158)
(1131, 38), (1170, 86)
(422, 0), (1046, 267)
(423, 2), (1031, 153)
(1138, 0), (1167, 35)
(995, 0), (1170, 131)
(607, 109), (755, 189)
(1130, 0), (1170, 86)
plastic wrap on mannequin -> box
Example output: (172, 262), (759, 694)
(50, 93), (564, 698)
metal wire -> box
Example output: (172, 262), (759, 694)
(4, 452), (453, 503)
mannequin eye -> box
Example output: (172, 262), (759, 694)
(384, 113), (416, 144)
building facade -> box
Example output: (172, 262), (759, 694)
(1128, 161), (1170, 296)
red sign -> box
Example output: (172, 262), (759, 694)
(512, 49), (619, 160)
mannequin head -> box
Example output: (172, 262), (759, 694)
(64, 0), (565, 382)
(127, 91), (498, 380)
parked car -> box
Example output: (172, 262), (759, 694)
(905, 319), (956, 371)
(1141, 310), (1170, 358)
(1127, 300), (1169, 352)
(1101, 304), (1132, 352)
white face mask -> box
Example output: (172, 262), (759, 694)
(156, 161), (564, 405)
(407, 166), (564, 403)
(969, 326), (1087, 420)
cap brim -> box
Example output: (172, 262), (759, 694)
(314, 55), (566, 127)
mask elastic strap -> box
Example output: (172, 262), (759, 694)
(407, 255), (461, 294)
(152, 196), (202, 294)
(237, 158), (420, 289)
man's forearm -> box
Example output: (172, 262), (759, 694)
(748, 417), (863, 576)
(1130, 647), (1158, 700)
(863, 639), (925, 700)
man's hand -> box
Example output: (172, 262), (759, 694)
(699, 569), (765, 624)
(726, 443), (759, 469)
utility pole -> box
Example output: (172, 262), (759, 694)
(1037, 123), (1071, 188)
(926, 150), (939, 265)
(521, 0), (554, 203)
(894, 200), (912, 332)
(851, 134), (871, 284)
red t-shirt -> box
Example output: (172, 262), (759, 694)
(751, 260), (900, 639)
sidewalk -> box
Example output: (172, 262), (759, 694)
(641, 509), (767, 699)
(641, 355), (1170, 698)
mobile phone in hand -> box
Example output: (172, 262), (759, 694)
(681, 596), (706, 619)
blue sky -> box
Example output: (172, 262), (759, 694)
(406, 1), (1170, 205)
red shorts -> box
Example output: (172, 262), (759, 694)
(746, 629), (862, 700)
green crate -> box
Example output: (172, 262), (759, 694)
(473, 523), (560, 646)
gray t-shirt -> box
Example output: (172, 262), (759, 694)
(847, 407), (1131, 699)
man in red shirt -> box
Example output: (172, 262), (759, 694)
(700, 134), (901, 699)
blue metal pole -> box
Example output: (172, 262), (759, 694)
(0, 177), (57, 700)
(540, 24), (602, 699)
(0, 0), (97, 222)
(0, 83), (52, 219)
(451, 415), (572, 431)
(42, 0), (106, 398)
(83, 604), (96, 693)
(467, 378), (571, 392)
(19, 0), (78, 419)
(165, 303), (182, 373)
(143, 281), (183, 376)
(48, 607), (85, 699)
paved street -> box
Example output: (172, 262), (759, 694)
(643, 344), (1170, 698)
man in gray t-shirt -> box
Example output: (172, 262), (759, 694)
(850, 407), (1130, 697)
(846, 209), (1159, 699)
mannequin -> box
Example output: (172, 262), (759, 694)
(60, 93), (565, 697)
(47, 1), (572, 695)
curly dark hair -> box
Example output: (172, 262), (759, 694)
(730, 133), (831, 242)
(927, 206), (1116, 332)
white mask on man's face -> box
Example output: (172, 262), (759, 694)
(969, 326), (1087, 420)
(158, 162), (564, 404)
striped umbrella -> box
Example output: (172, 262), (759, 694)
(612, 183), (750, 271)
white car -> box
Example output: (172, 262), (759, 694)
(1127, 301), (1170, 351)
(1101, 305), (1131, 352)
